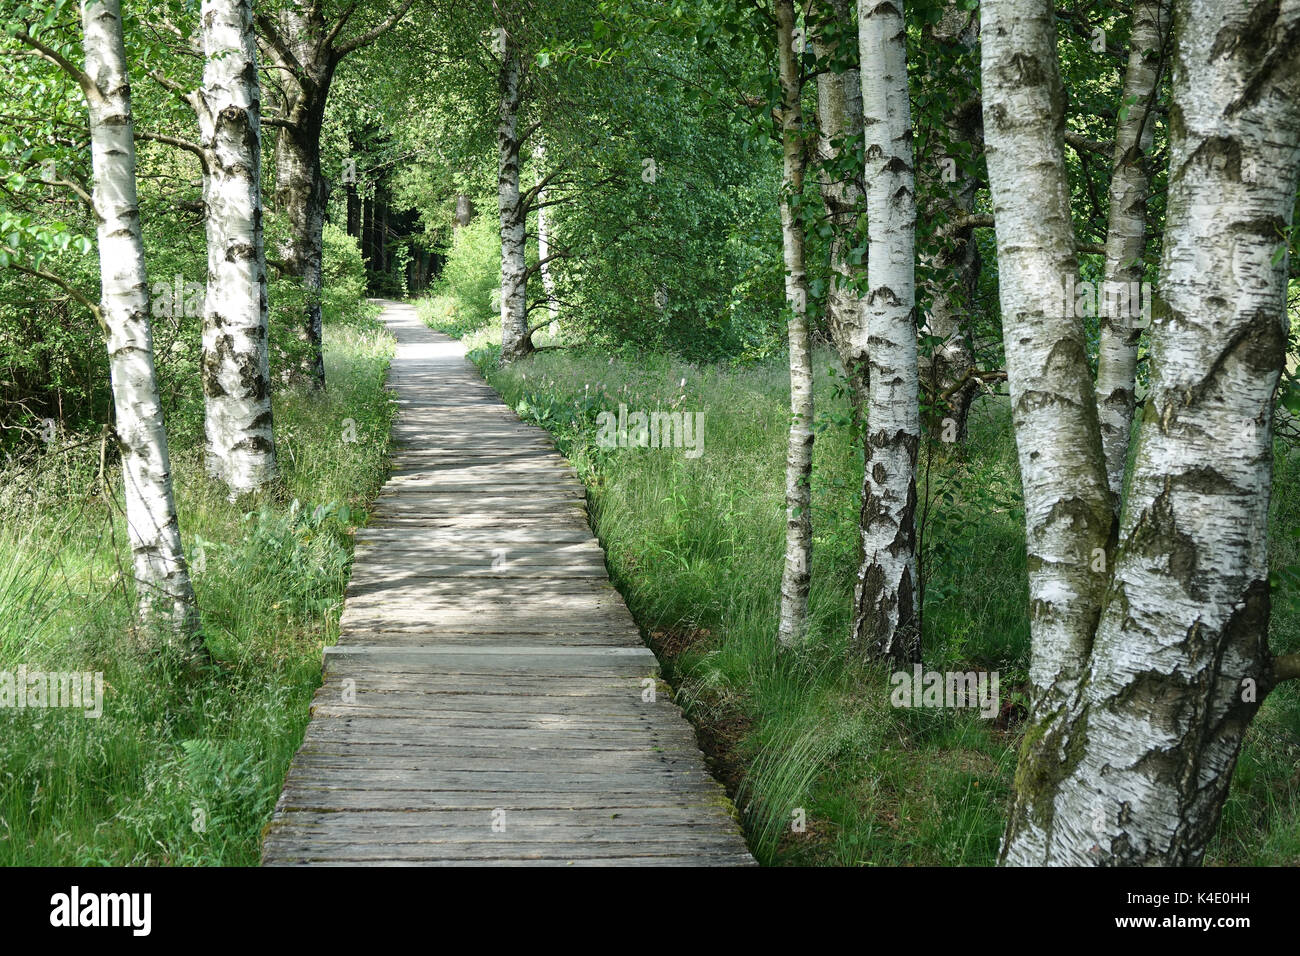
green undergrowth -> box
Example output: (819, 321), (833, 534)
(0, 307), (395, 865)
(421, 299), (1300, 867)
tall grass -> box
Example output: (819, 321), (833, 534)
(423, 301), (1300, 866)
(0, 314), (395, 865)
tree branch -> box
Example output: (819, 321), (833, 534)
(12, 28), (102, 106)
(935, 213), (994, 240)
(1064, 130), (1114, 156)
(521, 163), (571, 211)
(517, 120), (544, 148)
(255, 13), (313, 95)
(135, 129), (210, 172)
(3, 250), (106, 334)
(331, 0), (416, 60)
(523, 247), (570, 281)
(319, 1), (358, 56)
(934, 369), (1007, 401)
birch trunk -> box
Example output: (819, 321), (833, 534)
(853, 0), (920, 662)
(813, 0), (868, 414)
(1001, 0), (1300, 865)
(537, 191), (558, 325)
(918, 10), (983, 442)
(980, 0), (1116, 852)
(534, 137), (559, 326)
(920, 198), (981, 442)
(775, 0), (813, 647)
(498, 31), (533, 364)
(81, 0), (200, 648)
(199, 0), (276, 495)
(269, 2), (333, 388)
(1093, 0), (1171, 506)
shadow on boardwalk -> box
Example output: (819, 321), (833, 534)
(261, 302), (755, 866)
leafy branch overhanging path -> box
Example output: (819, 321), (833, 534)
(262, 302), (754, 866)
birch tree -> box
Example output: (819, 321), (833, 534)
(15, 0), (202, 650)
(255, 0), (415, 387)
(535, 141), (560, 327)
(916, 7), (984, 443)
(495, 22), (534, 363)
(775, 0), (814, 647)
(981, 0), (1115, 751)
(198, 0), (276, 495)
(853, 0), (920, 663)
(812, 0), (868, 413)
(984, 0), (1300, 865)
(1092, 0), (1172, 504)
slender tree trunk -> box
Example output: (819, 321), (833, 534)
(981, 0), (1116, 857)
(454, 193), (476, 228)
(775, 0), (814, 647)
(1093, 0), (1171, 506)
(498, 31), (532, 363)
(537, 200), (558, 322)
(853, 0), (921, 663)
(81, 0), (200, 649)
(269, 3), (333, 388)
(361, 194), (374, 269)
(378, 189), (389, 275)
(813, 0), (869, 417)
(536, 154), (558, 326)
(920, 205), (981, 442)
(918, 10), (983, 442)
(992, 0), (1300, 865)
(253, 1), (411, 387)
(345, 180), (360, 238)
(274, 113), (328, 386)
(199, 0), (276, 495)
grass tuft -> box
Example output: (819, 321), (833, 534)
(0, 313), (395, 865)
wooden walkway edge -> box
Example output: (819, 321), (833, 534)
(261, 301), (755, 866)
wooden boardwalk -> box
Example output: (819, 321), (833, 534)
(261, 302), (754, 866)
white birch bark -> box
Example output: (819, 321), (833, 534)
(980, 0), (1116, 856)
(199, 0), (276, 495)
(536, 195), (558, 323)
(498, 30), (532, 363)
(854, 0), (920, 662)
(918, 9), (982, 441)
(81, 0), (200, 647)
(1003, 0), (1300, 865)
(1093, 0), (1171, 506)
(813, 0), (868, 412)
(535, 139), (559, 326)
(775, 0), (814, 647)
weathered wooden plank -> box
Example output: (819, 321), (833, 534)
(264, 826), (748, 847)
(267, 807), (737, 828)
(296, 724), (699, 748)
(334, 630), (639, 647)
(279, 767), (726, 793)
(262, 842), (754, 863)
(274, 787), (729, 812)
(267, 858), (759, 868)
(261, 302), (752, 868)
